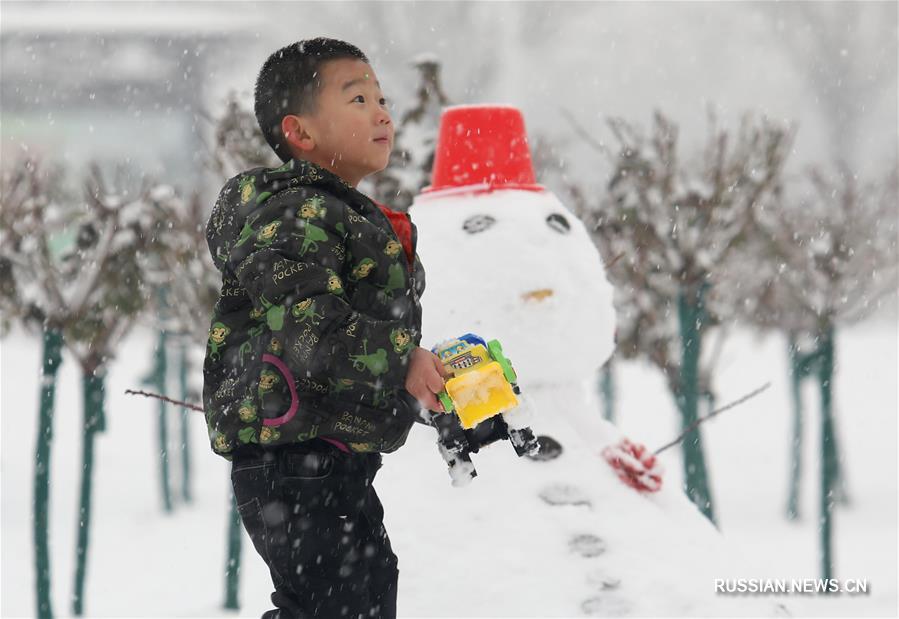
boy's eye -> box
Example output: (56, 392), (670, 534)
(353, 95), (365, 103)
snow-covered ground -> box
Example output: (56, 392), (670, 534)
(2, 318), (895, 617)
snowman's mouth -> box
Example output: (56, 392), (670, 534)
(521, 288), (554, 302)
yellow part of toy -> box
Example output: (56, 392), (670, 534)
(445, 361), (519, 430)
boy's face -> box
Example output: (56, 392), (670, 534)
(283, 58), (394, 187)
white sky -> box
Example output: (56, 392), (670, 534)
(3, 1), (897, 192)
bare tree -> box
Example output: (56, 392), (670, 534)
(572, 109), (794, 523)
(1, 155), (179, 616)
(717, 159), (898, 579)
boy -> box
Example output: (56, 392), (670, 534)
(203, 38), (446, 619)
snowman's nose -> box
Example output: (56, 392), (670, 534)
(522, 288), (554, 302)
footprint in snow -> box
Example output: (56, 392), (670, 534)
(581, 594), (631, 616)
(569, 533), (606, 558)
(539, 483), (592, 508)
(586, 569), (621, 591)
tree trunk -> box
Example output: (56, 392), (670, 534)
(224, 492), (242, 610)
(818, 323), (837, 582)
(787, 332), (804, 521)
(178, 341), (192, 504)
(675, 284), (716, 524)
(72, 368), (106, 616)
(829, 412), (851, 507)
(34, 327), (64, 619)
(599, 358), (615, 422)
(155, 329), (173, 512)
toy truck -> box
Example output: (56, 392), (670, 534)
(426, 333), (540, 486)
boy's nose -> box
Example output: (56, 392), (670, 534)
(375, 108), (391, 126)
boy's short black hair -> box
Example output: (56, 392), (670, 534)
(255, 38), (369, 163)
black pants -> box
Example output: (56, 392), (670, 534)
(230, 440), (398, 619)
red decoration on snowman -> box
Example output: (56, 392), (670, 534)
(422, 105), (546, 196)
(601, 438), (664, 493)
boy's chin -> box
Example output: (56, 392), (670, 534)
(367, 160), (390, 176)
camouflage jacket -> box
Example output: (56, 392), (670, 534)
(202, 158), (426, 460)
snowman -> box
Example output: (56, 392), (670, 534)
(411, 104), (622, 480)
(374, 105), (786, 617)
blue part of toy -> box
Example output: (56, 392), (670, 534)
(458, 333), (487, 348)
(431, 333), (487, 356)
(487, 339), (517, 383)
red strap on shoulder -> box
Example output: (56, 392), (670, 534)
(373, 201), (415, 269)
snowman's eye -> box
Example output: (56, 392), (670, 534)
(463, 214), (496, 234)
(546, 213), (571, 234)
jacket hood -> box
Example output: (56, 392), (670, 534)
(206, 158), (363, 273)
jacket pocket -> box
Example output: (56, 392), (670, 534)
(279, 451), (334, 481)
(320, 398), (416, 453)
(258, 353), (299, 428)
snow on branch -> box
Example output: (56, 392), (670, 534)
(720, 160), (898, 331)
(573, 110), (794, 390)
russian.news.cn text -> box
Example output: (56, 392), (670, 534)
(715, 579), (870, 595)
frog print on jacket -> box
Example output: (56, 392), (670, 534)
(298, 195), (328, 220)
(238, 307), (268, 367)
(213, 433), (232, 454)
(297, 220), (328, 256)
(376, 262), (406, 302)
(348, 339), (389, 378)
(254, 220), (281, 248)
(239, 174), (273, 206)
(259, 426), (281, 444)
(208, 322), (231, 362)
(268, 337), (283, 355)
(384, 240), (402, 258)
(238, 398), (258, 423)
(259, 295), (286, 331)
(234, 214), (281, 250)
(258, 368), (280, 398)
(234, 212), (259, 249)
(350, 257), (376, 281)
(291, 298), (325, 325)
(238, 426), (258, 444)
(326, 270), (344, 295)
(239, 176), (257, 205)
(390, 328), (413, 355)
(328, 378), (355, 396)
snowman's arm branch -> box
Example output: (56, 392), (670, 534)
(653, 382), (771, 455)
(124, 389), (205, 412)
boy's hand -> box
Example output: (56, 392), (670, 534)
(405, 347), (449, 413)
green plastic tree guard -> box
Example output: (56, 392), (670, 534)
(34, 327), (64, 619)
(787, 332), (808, 521)
(224, 493), (242, 609)
(155, 328), (173, 513)
(675, 284), (716, 525)
(72, 367), (106, 616)
(818, 324), (837, 583)
(178, 341), (192, 503)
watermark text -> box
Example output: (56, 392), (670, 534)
(715, 578), (870, 595)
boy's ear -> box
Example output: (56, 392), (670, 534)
(282, 115), (316, 153)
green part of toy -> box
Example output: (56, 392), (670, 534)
(438, 391), (455, 414)
(487, 339), (517, 383)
